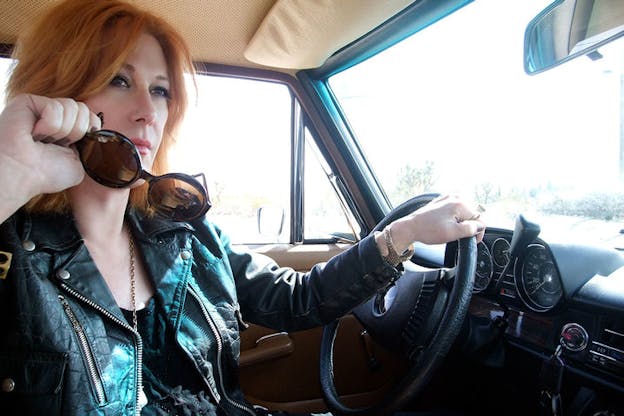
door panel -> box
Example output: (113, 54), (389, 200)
(239, 243), (408, 413)
(250, 242), (352, 272)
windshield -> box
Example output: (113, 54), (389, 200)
(329, 0), (624, 248)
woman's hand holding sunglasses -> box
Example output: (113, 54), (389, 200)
(0, 94), (101, 220)
(0, 96), (208, 222)
(29, 96), (101, 146)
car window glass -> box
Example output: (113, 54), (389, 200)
(176, 74), (354, 244)
(305, 127), (361, 241)
(172, 75), (292, 244)
(328, 0), (624, 247)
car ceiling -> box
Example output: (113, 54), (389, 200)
(0, 0), (417, 72)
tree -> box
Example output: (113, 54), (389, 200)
(392, 161), (437, 202)
(474, 182), (500, 205)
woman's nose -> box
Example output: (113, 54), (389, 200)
(131, 90), (157, 125)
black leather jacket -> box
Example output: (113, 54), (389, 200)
(0, 210), (397, 415)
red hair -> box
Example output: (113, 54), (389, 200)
(7, 0), (195, 215)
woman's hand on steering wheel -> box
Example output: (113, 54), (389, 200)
(377, 194), (485, 256)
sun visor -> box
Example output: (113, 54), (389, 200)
(244, 0), (416, 69)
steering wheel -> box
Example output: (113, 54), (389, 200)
(320, 194), (478, 416)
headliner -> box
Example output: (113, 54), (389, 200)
(0, 0), (416, 72)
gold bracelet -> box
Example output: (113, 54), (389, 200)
(382, 227), (414, 266)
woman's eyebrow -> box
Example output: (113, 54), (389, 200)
(121, 63), (169, 83)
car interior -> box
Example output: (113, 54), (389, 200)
(0, 0), (623, 415)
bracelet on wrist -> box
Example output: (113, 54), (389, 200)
(381, 226), (414, 266)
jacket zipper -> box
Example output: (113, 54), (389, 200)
(58, 295), (106, 406)
(59, 284), (144, 416)
(187, 285), (256, 416)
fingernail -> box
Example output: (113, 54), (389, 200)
(90, 112), (104, 132)
(477, 224), (485, 233)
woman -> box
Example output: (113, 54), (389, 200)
(0, 0), (484, 415)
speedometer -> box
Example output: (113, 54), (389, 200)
(518, 244), (562, 312)
(474, 241), (493, 293)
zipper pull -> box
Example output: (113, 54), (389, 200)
(235, 305), (249, 330)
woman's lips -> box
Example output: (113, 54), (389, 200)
(130, 138), (152, 156)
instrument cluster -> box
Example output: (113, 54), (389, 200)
(471, 231), (563, 313)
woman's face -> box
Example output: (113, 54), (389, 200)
(85, 33), (170, 171)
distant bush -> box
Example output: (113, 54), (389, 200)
(540, 192), (624, 221)
(474, 182), (501, 205)
(391, 161), (437, 203)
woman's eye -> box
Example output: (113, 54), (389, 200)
(110, 75), (130, 88)
(151, 86), (171, 99)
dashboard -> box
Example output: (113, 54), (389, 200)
(445, 225), (624, 397)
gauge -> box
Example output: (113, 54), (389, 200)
(473, 241), (493, 293)
(518, 244), (562, 312)
(492, 238), (511, 268)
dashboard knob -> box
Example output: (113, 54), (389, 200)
(560, 323), (589, 352)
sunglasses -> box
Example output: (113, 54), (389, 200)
(75, 129), (211, 221)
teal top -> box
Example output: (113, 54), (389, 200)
(122, 298), (219, 415)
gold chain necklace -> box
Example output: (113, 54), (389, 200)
(128, 234), (138, 331)
(127, 230), (147, 411)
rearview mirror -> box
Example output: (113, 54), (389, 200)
(524, 0), (624, 74)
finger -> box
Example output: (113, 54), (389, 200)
(456, 220), (484, 239)
(467, 212), (481, 221)
(452, 200), (482, 224)
(38, 136), (56, 144)
(475, 224), (485, 243)
(51, 98), (79, 140)
(64, 102), (92, 144)
(30, 97), (89, 143)
(1, 94), (52, 141)
(89, 110), (103, 131)
(32, 99), (64, 141)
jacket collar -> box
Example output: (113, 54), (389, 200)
(21, 208), (195, 251)
(126, 209), (195, 241)
(22, 211), (82, 251)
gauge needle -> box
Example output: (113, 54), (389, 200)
(530, 279), (546, 294)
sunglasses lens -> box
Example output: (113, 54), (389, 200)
(77, 132), (140, 186)
(148, 176), (209, 221)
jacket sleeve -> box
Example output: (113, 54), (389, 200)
(216, 225), (401, 332)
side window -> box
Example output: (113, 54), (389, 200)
(176, 74), (358, 245)
(173, 75), (292, 244)
(304, 127), (360, 241)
